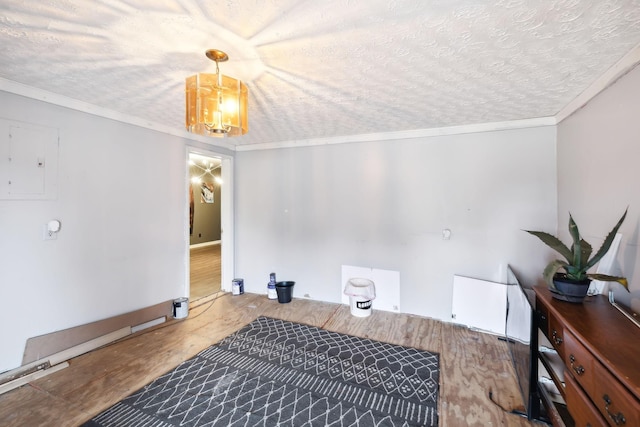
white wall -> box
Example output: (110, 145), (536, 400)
(235, 126), (557, 321)
(558, 65), (640, 302)
(0, 85), (570, 373)
(0, 91), (229, 373)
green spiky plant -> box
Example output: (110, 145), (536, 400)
(524, 209), (628, 291)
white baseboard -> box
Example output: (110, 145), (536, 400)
(190, 240), (221, 249)
(0, 326), (131, 396)
(0, 362), (69, 395)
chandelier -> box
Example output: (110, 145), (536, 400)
(185, 49), (248, 137)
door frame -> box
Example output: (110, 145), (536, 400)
(184, 146), (234, 295)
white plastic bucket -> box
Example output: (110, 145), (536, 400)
(349, 295), (373, 317)
(344, 278), (375, 317)
(173, 297), (189, 319)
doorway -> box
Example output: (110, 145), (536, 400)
(188, 152), (223, 300)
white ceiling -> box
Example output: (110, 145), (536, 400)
(1, 1), (640, 150)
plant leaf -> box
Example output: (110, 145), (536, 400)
(564, 265), (586, 280)
(524, 230), (573, 263)
(543, 260), (568, 289)
(585, 208), (628, 271)
(587, 274), (629, 290)
(569, 214), (582, 268)
(579, 239), (592, 271)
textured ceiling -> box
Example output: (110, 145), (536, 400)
(1, 1), (640, 148)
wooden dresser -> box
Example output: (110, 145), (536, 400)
(534, 286), (640, 426)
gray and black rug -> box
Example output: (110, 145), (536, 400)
(83, 316), (439, 426)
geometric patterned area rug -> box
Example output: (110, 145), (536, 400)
(82, 316), (439, 427)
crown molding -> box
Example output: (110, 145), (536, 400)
(0, 78), (236, 151)
(235, 117), (557, 152)
(555, 42), (640, 124)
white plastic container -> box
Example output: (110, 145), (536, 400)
(344, 278), (376, 317)
(267, 272), (278, 299)
(232, 278), (244, 295)
(173, 297), (189, 319)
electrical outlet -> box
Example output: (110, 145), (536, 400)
(42, 224), (57, 240)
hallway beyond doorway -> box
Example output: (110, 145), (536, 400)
(190, 244), (221, 300)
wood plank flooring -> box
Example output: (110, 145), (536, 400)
(190, 244), (221, 301)
(0, 294), (541, 426)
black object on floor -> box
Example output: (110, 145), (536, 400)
(275, 281), (295, 303)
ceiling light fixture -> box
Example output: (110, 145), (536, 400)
(185, 49), (248, 137)
(189, 160), (222, 185)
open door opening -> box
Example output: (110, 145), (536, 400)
(188, 153), (222, 301)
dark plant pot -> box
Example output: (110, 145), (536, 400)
(551, 274), (591, 303)
(275, 281), (295, 303)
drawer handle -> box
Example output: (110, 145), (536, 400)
(569, 354), (585, 376)
(552, 329), (563, 345)
(603, 394), (626, 425)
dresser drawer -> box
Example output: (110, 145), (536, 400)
(548, 312), (566, 359)
(565, 371), (607, 427)
(594, 361), (640, 427)
(563, 330), (595, 397)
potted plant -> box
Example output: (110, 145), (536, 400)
(524, 209), (629, 303)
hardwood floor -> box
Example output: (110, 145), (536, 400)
(0, 294), (540, 426)
(190, 244), (221, 301)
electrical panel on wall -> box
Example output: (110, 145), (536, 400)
(0, 119), (59, 200)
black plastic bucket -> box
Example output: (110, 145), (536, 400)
(275, 281), (295, 303)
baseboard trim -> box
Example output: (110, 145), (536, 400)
(2, 304), (178, 396)
(22, 300), (173, 365)
(190, 240), (221, 249)
(0, 361), (69, 395)
(0, 325), (134, 395)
